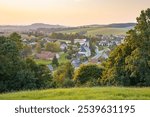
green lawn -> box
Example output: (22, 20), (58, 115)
(59, 53), (69, 64)
(0, 87), (150, 100)
(34, 59), (51, 65)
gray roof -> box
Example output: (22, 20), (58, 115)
(47, 64), (54, 71)
(80, 46), (87, 52)
(71, 59), (80, 68)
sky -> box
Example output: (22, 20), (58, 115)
(0, 0), (150, 26)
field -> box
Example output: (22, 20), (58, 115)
(0, 87), (150, 100)
(59, 53), (69, 64)
(85, 27), (129, 36)
(34, 59), (51, 65)
(58, 27), (131, 36)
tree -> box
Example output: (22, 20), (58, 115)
(52, 55), (59, 67)
(0, 36), (36, 92)
(89, 39), (96, 56)
(45, 42), (60, 52)
(53, 62), (74, 87)
(74, 64), (103, 86)
(35, 43), (41, 53)
(0, 34), (53, 92)
(21, 45), (32, 58)
(101, 8), (150, 86)
(9, 32), (23, 50)
(25, 58), (53, 89)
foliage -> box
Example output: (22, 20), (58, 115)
(35, 43), (41, 53)
(89, 39), (96, 56)
(9, 32), (23, 50)
(21, 45), (32, 58)
(0, 36), (36, 92)
(50, 32), (86, 41)
(62, 79), (75, 88)
(53, 62), (74, 87)
(52, 55), (59, 67)
(66, 45), (78, 59)
(25, 58), (53, 89)
(45, 42), (60, 52)
(0, 34), (53, 93)
(74, 64), (103, 86)
(101, 8), (150, 86)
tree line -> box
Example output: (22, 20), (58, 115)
(0, 33), (54, 92)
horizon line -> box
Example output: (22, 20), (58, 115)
(0, 22), (137, 27)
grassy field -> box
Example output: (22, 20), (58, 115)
(0, 87), (150, 100)
(58, 27), (131, 36)
(85, 27), (129, 36)
(59, 53), (69, 64)
(34, 59), (51, 65)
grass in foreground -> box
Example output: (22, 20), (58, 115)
(0, 87), (150, 100)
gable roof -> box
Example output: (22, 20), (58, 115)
(36, 51), (56, 60)
(47, 64), (54, 71)
(80, 46), (87, 52)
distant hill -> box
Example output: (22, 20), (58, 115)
(0, 23), (66, 32)
(107, 23), (136, 28)
(28, 23), (66, 29)
(81, 23), (136, 28)
(0, 23), (136, 35)
(57, 23), (136, 36)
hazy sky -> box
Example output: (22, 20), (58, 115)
(0, 0), (150, 26)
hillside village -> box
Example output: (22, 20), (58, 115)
(21, 33), (125, 70)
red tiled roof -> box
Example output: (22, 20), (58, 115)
(36, 51), (56, 60)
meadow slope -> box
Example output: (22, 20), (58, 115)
(57, 27), (131, 36)
(0, 87), (150, 100)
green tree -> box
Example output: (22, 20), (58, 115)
(101, 8), (150, 86)
(53, 62), (74, 87)
(0, 35), (53, 92)
(9, 32), (23, 50)
(21, 45), (32, 58)
(74, 64), (103, 86)
(25, 58), (53, 89)
(89, 39), (96, 56)
(52, 55), (59, 67)
(45, 42), (60, 52)
(35, 43), (41, 53)
(0, 36), (36, 92)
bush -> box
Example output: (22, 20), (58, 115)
(53, 62), (74, 87)
(74, 64), (103, 86)
(62, 79), (75, 88)
(0, 34), (54, 93)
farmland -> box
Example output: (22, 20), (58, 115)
(57, 27), (132, 36)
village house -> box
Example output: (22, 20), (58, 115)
(78, 45), (91, 57)
(60, 42), (68, 50)
(74, 39), (87, 45)
(75, 39), (91, 57)
(35, 51), (59, 60)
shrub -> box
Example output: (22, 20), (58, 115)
(74, 64), (103, 86)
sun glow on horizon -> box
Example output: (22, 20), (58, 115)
(0, 0), (150, 26)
